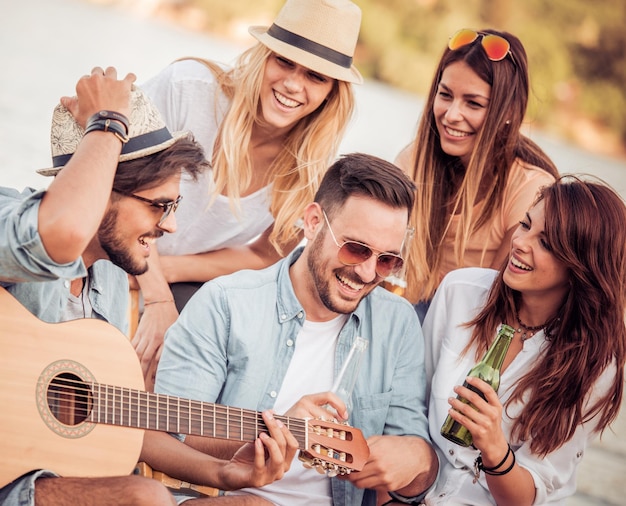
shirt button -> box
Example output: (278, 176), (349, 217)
(63, 280), (70, 288)
(286, 339), (294, 347)
(297, 312), (303, 319)
(448, 449), (455, 456)
(270, 391), (277, 398)
(280, 314), (287, 321)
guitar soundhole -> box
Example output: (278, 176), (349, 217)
(47, 372), (92, 426)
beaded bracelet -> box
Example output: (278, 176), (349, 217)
(84, 118), (129, 144)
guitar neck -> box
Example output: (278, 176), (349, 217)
(88, 383), (308, 445)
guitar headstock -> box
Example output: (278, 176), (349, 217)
(298, 418), (369, 477)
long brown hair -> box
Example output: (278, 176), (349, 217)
(468, 176), (626, 456)
(405, 29), (558, 303)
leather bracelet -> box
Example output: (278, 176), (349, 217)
(482, 450), (516, 476)
(87, 110), (129, 134)
(144, 299), (175, 306)
(475, 445), (516, 477)
(84, 118), (129, 144)
(479, 444), (511, 471)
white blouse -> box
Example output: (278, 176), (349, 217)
(422, 268), (614, 505)
(142, 59), (274, 256)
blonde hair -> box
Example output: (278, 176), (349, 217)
(199, 44), (355, 254)
(404, 30), (558, 303)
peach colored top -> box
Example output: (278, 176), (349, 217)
(440, 159), (555, 277)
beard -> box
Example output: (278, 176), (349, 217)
(306, 232), (377, 315)
(98, 207), (150, 276)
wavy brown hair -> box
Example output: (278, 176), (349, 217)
(467, 176), (626, 456)
(404, 29), (558, 303)
(112, 135), (208, 194)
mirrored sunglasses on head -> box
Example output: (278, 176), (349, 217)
(448, 28), (516, 66)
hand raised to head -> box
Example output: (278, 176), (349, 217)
(60, 66), (136, 128)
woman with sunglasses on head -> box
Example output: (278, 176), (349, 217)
(395, 29), (559, 321)
(421, 176), (626, 505)
(132, 0), (362, 384)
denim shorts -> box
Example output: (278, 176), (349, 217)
(0, 471), (58, 506)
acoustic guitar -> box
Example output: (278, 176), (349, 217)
(0, 287), (369, 488)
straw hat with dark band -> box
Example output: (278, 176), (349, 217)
(38, 86), (188, 176)
(249, 0), (363, 84)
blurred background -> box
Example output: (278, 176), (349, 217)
(150, 0), (626, 159)
(0, 0), (624, 504)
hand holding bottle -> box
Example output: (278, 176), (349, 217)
(446, 376), (507, 452)
(440, 324), (514, 447)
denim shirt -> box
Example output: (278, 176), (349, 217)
(0, 186), (128, 331)
(156, 247), (430, 506)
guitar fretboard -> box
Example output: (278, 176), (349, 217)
(88, 383), (308, 445)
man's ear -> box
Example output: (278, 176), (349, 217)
(302, 202), (323, 241)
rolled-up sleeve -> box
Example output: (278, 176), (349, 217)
(0, 188), (85, 285)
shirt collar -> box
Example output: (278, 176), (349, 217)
(275, 246), (366, 327)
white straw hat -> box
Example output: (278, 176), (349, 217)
(249, 0), (363, 84)
(38, 86), (188, 176)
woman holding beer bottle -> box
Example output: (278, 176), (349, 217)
(422, 176), (626, 505)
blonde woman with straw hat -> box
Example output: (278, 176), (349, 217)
(134, 0), (363, 380)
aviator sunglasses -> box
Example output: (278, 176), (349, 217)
(112, 188), (182, 226)
(322, 210), (404, 278)
(448, 28), (516, 65)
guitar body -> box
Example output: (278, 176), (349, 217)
(0, 288), (145, 487)
(0, 288), (370, 489)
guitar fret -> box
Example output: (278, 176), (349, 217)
(212, 404), (216, 438)
(105, 384), (110, 425)
(200, 401), (204, 436)
(239, 408), (242, 440)
(124, 388), (128, 427)
(117, 386), (122, 427)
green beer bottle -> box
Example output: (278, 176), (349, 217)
(440, 324), (515, 447)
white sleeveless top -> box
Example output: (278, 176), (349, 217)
(142, 59), (274, 256)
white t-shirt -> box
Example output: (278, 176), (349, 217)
(228, 314), (348, 506)
(141, 60), (274, 256)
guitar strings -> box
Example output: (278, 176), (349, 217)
(41, 376), (355, 442)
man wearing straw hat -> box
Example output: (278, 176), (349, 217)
(0, 68), (297, 506)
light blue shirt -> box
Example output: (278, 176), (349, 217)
(156, 247), (430, 506)
(0, 187), (129, 332)
(0, 187), (129, 505)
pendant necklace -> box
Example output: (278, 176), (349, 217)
(513, 309), (550, 341)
